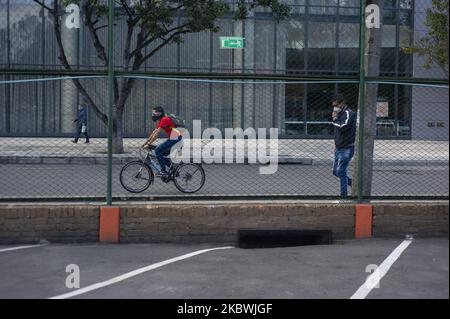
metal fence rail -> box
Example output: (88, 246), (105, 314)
(0, 0), (448, 202)
(0, 75), (448, 201)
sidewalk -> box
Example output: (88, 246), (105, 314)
(0, 137), (448, 165)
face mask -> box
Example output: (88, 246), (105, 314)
(333, 106), (341, 113)
(152, 115), (161, 122)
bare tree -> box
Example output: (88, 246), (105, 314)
(33, 0), (290, 153)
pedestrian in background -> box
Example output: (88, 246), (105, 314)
(331, 94), (356, 198)
(72, 98), (90, 144)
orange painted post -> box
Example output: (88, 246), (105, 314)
(355, 204), (373, 238)
(99, 207), (120, 243)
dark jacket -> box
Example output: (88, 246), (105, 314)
(75, 106), (88, 126)
(332, 105), (356, 150)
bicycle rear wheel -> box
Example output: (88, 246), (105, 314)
(173, 163), (205, 193)
(120, 161), (154, 193)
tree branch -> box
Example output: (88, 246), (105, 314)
(81, 2), (119, 101)
(82, 3), (108, 65)
(119, 0), (134, 19)
(128, 22), (190, 58)
(135, 29), (191, 69)
(49, 0), (108, 124)
(33, 0), (53, 13)
(94, 24), (109, 31)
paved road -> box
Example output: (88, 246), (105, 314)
(0, 238), (447, 299)
(0, 162), (448, 199)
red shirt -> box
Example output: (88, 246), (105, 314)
(157, 116), (180, 139)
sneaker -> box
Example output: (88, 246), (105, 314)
(155, 171), (168, 178)
(72, 140), (78, 143)
(85, 141), (90, 144)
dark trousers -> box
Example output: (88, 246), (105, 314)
(333, 146), (354, 197)
(74, 124), (89, 143)
(155, 136), (182, 173)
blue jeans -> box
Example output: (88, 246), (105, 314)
(155, 136), (182, 173)
(333, 146), (355, 197)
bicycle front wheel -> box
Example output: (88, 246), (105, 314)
(120, 161), (154, 193)
(173, 163), (205, 193)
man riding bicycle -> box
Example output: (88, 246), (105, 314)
(142, 106), (182, 178)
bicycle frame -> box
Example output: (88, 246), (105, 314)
(139, 148), (177, 178)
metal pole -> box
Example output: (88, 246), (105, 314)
(357, 0), (366, 202)
(106, 0), (114, 205)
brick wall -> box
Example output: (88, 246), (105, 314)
(0, 206), (99, 244)
(0, 203), (447, 244)
(119, 204), (355, 243)
(373, 204), (449, 238)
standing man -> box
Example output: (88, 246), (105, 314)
(72, 98), (90, 144)
(331, 94), (356, 198)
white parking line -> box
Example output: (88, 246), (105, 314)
(50, 246), (234, 299)
(350, 239), (413, 299)
(0, 244), (46, 253)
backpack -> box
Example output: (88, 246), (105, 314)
(168, 114), (186, 128)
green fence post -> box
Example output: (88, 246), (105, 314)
(106, 0), (114, 205)
(357, 0), (366, 203)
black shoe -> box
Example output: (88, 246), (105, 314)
(85, 141), (90, 144)
(72, 140), (78, 143)
(156, 171), (168, 178)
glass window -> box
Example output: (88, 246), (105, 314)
(339, 0), (359, 16)
(376, 84), (396, 137)
(338, 23), (359, 48)
(338, 23), (359, 73)
(279, 21), (305, 50)
(285, 84), (306, 135)
(397, 85), (412, 137)
(308, 22), (336, 48)
(338, 48), (359, 72)
(399, 0), (413, 10)
(309, 0), (338, 15)
(308, 48), (336, 72)
(382, 24), (396, 48)
(399, 26), (413, 76)
(306, 83), (335, 136)
(281, 19), (306, 73)
(286, 48), (305, 72)
(380, 48), (396, 75)
(308, 22), (336, 73)
(336, 84), (359, 112)
(339, 0), (359, 6)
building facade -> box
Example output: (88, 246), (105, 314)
(0, 0), (448, 139)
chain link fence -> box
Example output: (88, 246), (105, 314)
(0, 75), (448, 200)
(0, 0), (448, 201)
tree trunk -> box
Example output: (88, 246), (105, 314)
(113, 111), (124, 154)
(111, 78), (136, 154)
(352, 0), (383, 197)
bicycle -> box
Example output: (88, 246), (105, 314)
(119, 145), (206, 194)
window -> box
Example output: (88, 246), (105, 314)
(306, 83), (335, 136)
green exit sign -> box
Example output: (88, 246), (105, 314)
(220, 36), (245, 49)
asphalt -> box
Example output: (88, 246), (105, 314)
(0, 238), (447, 299)
(0, 162), (448, 199)
(1, 137), (447, 199)
(0, 138), (448, 166)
